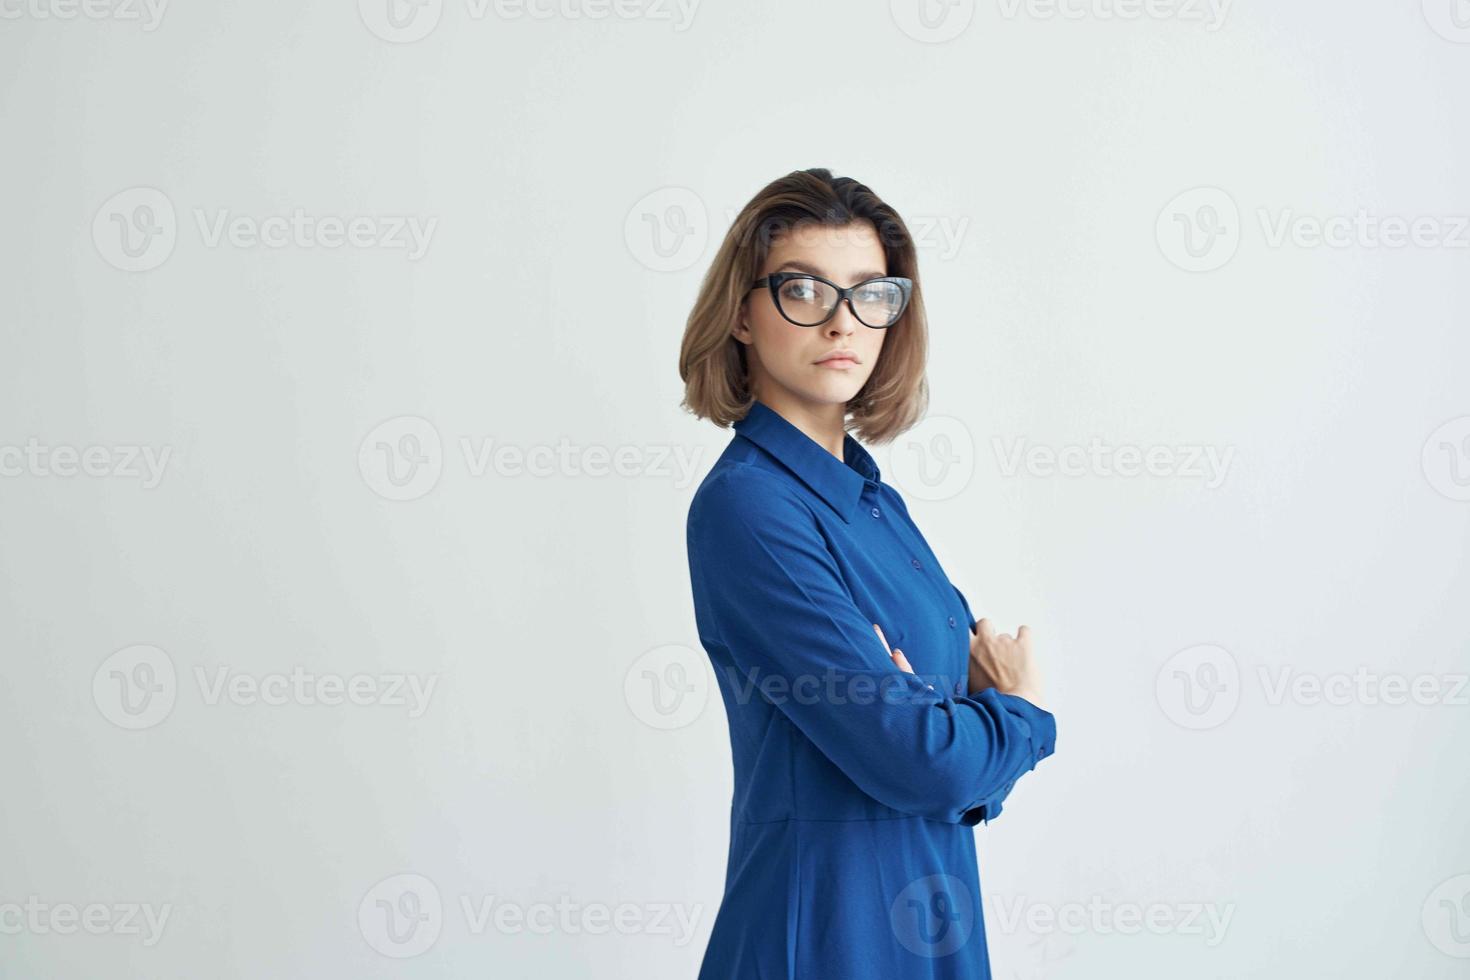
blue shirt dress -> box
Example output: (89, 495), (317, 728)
(685, 398), (1058, 979)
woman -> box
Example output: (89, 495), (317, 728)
(678, 168), (1057, 979)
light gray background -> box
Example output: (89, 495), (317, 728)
(3, 0), (1469, 977)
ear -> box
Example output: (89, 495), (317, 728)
(732, 307), (752, 342)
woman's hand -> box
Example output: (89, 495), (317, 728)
(966, 634), (996, 693)
(969, 618), (1046, 710)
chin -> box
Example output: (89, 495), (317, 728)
(801, 380), (866, 407)
(766, 367), (870, 409)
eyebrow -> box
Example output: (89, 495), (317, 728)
(772, 260), (888, 285)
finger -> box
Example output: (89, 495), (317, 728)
(891, 649), (915, 674)
(1016, 624), (1032, 647)
(976, 617), (996, 640)
(873, 623), (891, 655)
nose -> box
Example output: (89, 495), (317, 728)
(824, 302), (859, 338)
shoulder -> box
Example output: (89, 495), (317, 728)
(690, 461), (807, 524)
(687, 461), (817, 545)
(879, 479), (915, 520)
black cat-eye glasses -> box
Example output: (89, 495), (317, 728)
(749, 271), (913, 329)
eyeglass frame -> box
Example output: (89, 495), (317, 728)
(748, 271), (914, 329)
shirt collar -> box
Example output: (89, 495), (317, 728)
(732, 399), (880, 523)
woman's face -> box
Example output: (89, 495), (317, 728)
(736, 220), (890, 413)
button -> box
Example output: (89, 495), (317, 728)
(870, 507), (881, 519)
(948, 616), (957, 628)
(910, 558), (922, 569)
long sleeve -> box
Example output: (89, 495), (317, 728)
(688, 466), (1056, 827)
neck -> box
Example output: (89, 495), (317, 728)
(752, 388), (848, 460)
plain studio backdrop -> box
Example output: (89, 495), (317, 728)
(2, 1), (1469, 977)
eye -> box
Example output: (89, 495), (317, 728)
(780, 278), (820, 302)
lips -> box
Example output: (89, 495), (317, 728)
(816, 351), (859, 366)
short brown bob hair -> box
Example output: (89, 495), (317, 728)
(677, 168), (929, 445)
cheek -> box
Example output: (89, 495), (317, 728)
(863, 330), (888, 362)
(752, 312), (803, 355)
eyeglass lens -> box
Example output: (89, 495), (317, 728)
(777, 277), (905, 327)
